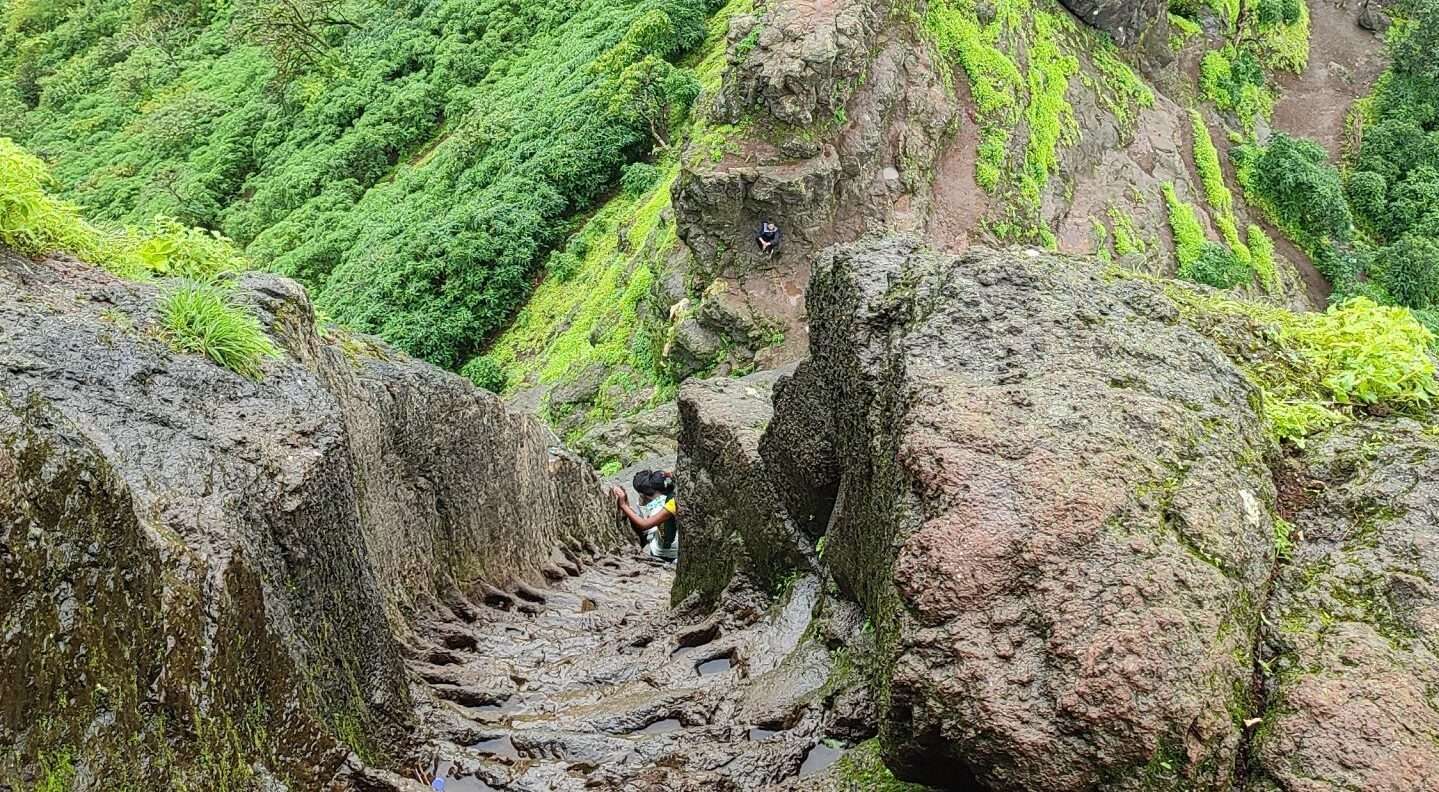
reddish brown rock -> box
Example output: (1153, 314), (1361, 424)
(787, 236), (1279, 789)
(1253, 419), (1439, 791)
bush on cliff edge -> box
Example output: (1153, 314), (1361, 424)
(2, 137), (280, 378)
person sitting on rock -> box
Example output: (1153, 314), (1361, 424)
(612, 469), (678, 561)
(756, 220), (781, 256)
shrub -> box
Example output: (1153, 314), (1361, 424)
(545, 249), (582, 282)
(1247, 134), (1352, 252)
(1255, 0), (1301, 27)
(1373, 235), (1439, 308)
(1386, 166), (1439, 239)
(1200, 47), (1272, 130)
(1345, 170), (1388, 233)
(1190, 111), (1233, 217)
(1183, 241), (1252, 288)
(1248, 224), (1280, 293)
(1285, 297), (1439, 408)
(161, 282), (281, 379)
(1391, 0), (1439, 83)
(1415, 307), (1439, 344)
(1110, 207), (1147, 256)
(1, 137), (246, 282)
(620, 162), (662, 197)
(1162, 182), (1209, 266)
(115, 217), (247, 281)
(0, 137), (99, 259)
(461, 354), (507, 393)
(1353, 119), (1434, 184)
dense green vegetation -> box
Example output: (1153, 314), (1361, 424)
(1219, 0), (1439, 336)
(1173, 0), (1307, 133)
(3, 136), (284, 376)
(483, 0), (745, 419)
(1, 0), (723, 370)
(1166, 285), (1438, 443)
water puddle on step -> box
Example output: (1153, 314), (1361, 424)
(747, 728), (777, 741)
(470, 735), (519, 759)
(430, 761), (498, 792)
(636, 718), (682, 735)
(696, 656), (732, 675)
(798, 743), (844, 777)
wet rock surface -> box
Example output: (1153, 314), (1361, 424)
(792, 237), (1279, 789)
(674, 367), (817, 610)
(1055, 0), (1164, 45)
(379, 553), (871, 792)
(1252, 419), (1439, 791)
(0, 251), (622, 787)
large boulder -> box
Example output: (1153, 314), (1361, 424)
(1253, 419), (1439, 790)
(1056, 0), (1164, 46)
(786, 236), (1278, 789)
(758, 361), (839, 541)
(0, 252), (622, 788)
(674, 367), (817, 610)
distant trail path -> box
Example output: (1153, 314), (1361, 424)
(344, 552), (855, 791)
(1271, 0), (1386, 158)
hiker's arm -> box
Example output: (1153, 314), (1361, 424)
(610, 495), (670, 532)
(610, 487), (670, 530)
(618, 501), (672, 530)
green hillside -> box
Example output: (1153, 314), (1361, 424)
(0, 0), (720, 369)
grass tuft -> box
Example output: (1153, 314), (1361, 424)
(161, 282), (281, 380)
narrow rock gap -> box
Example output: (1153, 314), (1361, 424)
(1232, 456), (1319, 788)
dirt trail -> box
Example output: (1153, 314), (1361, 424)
(1271, 0), (1386, 158)
(345, 552), (859, 791)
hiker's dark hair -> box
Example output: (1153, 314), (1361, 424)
(632, 469), (675, 496)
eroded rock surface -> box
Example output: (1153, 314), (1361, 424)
(674, 367), (817, 610)
(1253, 420), (1439, 791)
(782, 236), (1280, 789)
(386, 555), (876, 792)
(0, 251), (622, 787)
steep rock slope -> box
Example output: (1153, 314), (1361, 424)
(0, 250), (622, 788)
(675, 235), (1439, 789)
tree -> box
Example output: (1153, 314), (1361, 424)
(233, 0), (359, 84)
(607, 56), (699, 151)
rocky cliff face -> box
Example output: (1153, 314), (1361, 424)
(666, 0), (956, 376)
(0, 250), (622, 788)
(675, 235), (1439, 790)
